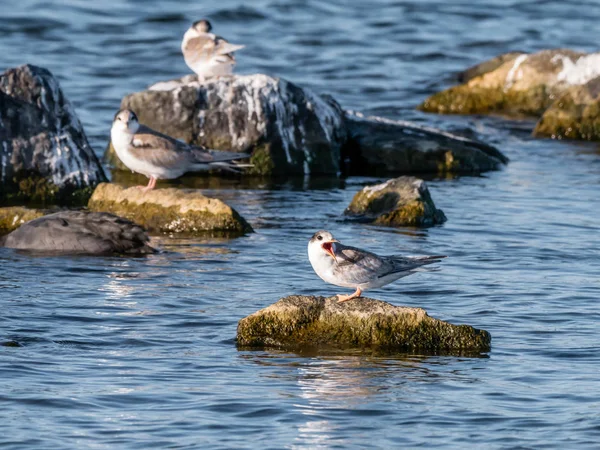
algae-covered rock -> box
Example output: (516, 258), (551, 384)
(105, 74), (346, 176)
(237, 295), (491, 353)
(343, 112), (508, 175)
(534, 76), (600, 140)
(0, 64), (106, 205)
(420, 50), (600, 117)
(344, 176), (446, 226)
(88, 183), (252, 235)
(0, 207), (46, 236)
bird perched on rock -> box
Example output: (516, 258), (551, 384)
(308, 230), (446, 302)
(110, 109), (251, 191)
(181, 19), (245, 80)
(0, 211), (155, 255)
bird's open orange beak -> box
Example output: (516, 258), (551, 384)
(321, 240), (338, 263)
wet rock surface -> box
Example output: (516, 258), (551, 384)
(0, 206), (46, 236)
(0, 210), (154, 255)
(88, 183), (253, 235)
(237, 295), (491, 354)
(344, 176), (446, 226)
(106, 74), (346, 176)
(534, 76), (600, 140)
(420, 49), (600, 118)
(343, 113), (508, 174)
(0, 64), (106, 205)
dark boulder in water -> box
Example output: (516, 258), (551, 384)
(0, 210), (155, 255)
(0, 64), (107, 205)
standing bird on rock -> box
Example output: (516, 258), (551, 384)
(308, 231), (446, 302)
(181, 19), (245, 80)
(110, 109), (251, 191)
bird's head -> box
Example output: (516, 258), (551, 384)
(308, 230), (339, 263)
(191, 19), (212, 34)
(112, 109), (139, 134)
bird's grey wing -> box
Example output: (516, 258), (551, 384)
(130, 126), (194, 168)
(385, 255), (447, 274)
(332, 244), (394, 285)
(2, 211), (154, 254)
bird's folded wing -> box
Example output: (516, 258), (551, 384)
(332, 245), (394, 284)
(184, 35), (244, 64)
(130, 129), (193, 168)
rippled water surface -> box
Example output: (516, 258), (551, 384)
(2, 0), (600, 448)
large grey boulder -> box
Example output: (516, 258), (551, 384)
(343, 112), (508, 174)
(0, 64), (106, 205)
(344, 176), (446, 226)
(237, 295), (491, 354)
(105, 74), (346, 176)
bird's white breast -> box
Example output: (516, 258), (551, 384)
(110, 128), (162, 178)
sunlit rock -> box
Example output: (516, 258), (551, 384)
(0, 206), (45, 236)
(344, 176), (446, 226)
(88, 183), (252, 235)
(0, 64), (106, 205)
(105, 74), (346, 176)
(534, 76), (600, 141)
(237, 295), (491, 353)
(420, 49), (600, 117)
(343, 112), (508, 174)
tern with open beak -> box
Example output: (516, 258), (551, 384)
(110, 109), (251, 191)
(308, 230), (446, 303)
(181, 19), (245, 80)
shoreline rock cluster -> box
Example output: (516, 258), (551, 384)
(420, 49), (600, 141)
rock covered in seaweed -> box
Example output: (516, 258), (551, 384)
(88, 183), (252, 235)
(343, 112), (508, 174)
(105, 74), (346, 176)
(237, 295), (491, 354)
(344, 176), (446, 227)
(0, 64), (106, 205)
(0, 206), (46, 236)
(420, 50), (600, 117)
(534, 76), (600, 140)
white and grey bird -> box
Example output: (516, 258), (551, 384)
(308, 231), (446, 303)
(181, 19), (244, 80)
(110, 109), (251, 191)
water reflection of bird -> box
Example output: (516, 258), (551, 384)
(181, 19), (244, 80)
(308, 230), (446, 302)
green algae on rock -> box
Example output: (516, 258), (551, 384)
(0, 207), (46, 236)
(344, 176), (446, 227)
(420, 49), (600, 117)
(534, 76), (600, 141)
(343, 113), (508, 175)
(237, 295), (491, 354)
(88, 183), (252, 235)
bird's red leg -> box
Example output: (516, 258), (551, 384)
(137, 177), (156, 192)
(337, 287), (362, 303)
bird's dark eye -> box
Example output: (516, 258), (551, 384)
(118, 117), (121, 121)
(317, 235), (323, 241)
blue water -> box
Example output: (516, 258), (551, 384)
(2, 0), (600, 448)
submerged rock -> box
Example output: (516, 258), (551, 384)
(344, 176), (446, 226)
(0, 64), (106, 205)
(237, 295), (491, 353)
(0, 210), (154, 255)
(88, 183), (252, 235)
(343, 112), (508, 175)
(534, 76), (600, 140)
(420, 50), (600, 117)
(0, 206), (46, 236)
(105, 74), (346, 176)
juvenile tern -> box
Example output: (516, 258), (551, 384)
(110, 109), (250, 191)
(181, 19), (245, 80)
(308, 230), (446, 302)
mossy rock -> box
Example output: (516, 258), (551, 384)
(0, 207), (46, 236)
(237, 295), (491, 354)
(344, 176), (446, 227)
(534, 76), (600, 140)
(88, 183), (252, 236)
(419, 49), (589, 118)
